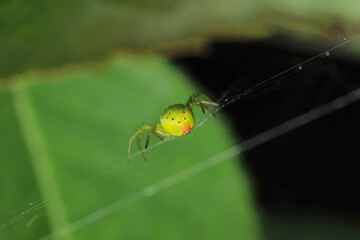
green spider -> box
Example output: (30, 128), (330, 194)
(128, 92), (218, 161)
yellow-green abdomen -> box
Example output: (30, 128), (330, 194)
(160, 104), (194, 136)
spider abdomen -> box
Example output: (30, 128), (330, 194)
(160, 104), (194, 136)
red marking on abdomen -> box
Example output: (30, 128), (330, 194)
(182, 123), (191, 134)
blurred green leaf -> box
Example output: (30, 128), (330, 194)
(2, 0), (360, 80)
(0, 56), (261, 239)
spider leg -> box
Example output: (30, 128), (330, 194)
(153, 132), (164, 141)
(136, 130), (147, 161)
(129, 124), (171, 161)
(128, 124), (151, 162)
(199, 102), (205, 114)
(128, 130), (140, 161)
(145, 124), (168, 149)
(200, 100), (218, 106)
(200, 100), (217, 117)
(145, 125), (157, 149)
(186, 93), (218, 116)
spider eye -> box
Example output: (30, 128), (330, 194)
(183, 111), (185, 113)
(184, 118), (186, 120)
(172, 118), (174, 120)
(178, 121), (180, 124)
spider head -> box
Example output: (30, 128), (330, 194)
(160, 104), (194, 136)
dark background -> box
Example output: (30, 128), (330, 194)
(174, 37), (360, 226)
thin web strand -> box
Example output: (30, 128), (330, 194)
(0, 160), (128, 230)
(216, 35), (360, 107)
(0, 135), (179, 231)
(40, 87), (360, 240)
(0, 35), (358, 232)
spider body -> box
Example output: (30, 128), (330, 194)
(128, 93), (217, 161)
(160, 104), (194, 136)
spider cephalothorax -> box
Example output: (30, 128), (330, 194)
(128, 93), (217, 161)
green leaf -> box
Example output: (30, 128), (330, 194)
(0, 0), (266, 79)
(3, 0), (360, 80)
(0, 55), (261, 239)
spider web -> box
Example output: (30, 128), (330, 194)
(1, 35), (360, 239)
(40, 88), (360, 240)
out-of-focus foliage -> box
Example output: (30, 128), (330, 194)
(1, 1), (360, 239)
(263, 210), (360, 240)
(1, 0), (360, 81)
(0, 56), (261, 239)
